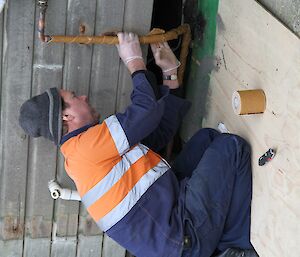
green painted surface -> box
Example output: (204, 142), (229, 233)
(193, 0), (219, 60)
(181, 0), (219, 141)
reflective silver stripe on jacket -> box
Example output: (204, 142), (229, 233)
(82, 114), (170, 232)
(97, 159), (170, 232)
(104, 115), (129, 155)
(81, 144), (149, 208)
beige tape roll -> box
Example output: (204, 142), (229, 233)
(232, 89), (266, 115)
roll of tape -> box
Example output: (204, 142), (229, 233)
(232, 89), (266, 115)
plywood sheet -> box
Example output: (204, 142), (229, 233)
(203, 0), (300, 256)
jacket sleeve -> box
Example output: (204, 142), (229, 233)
(115, 71), (168, 148)
(141, 90), (191, 152)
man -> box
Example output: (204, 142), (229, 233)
(19, 32), (258, 257)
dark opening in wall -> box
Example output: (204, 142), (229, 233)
(147, 0), (185, 158)
(147, 0), (183, 84)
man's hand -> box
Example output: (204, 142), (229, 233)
(151, 42), (180, 89)
(150, 42), (180, 73)
(116, 32), (146, 74)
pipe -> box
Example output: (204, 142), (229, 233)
(48, 25), (191, 84)
(49, 26), (191, 85)
(37, 0), (51, 42)
(36, 1), (191, 84)
(48, 25), (190, 45)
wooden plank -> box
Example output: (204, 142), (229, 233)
(0, 241), (24, 257)
(116, 0), (154, 112)
(88, 1), (127, 256)
(102, 234), (126, 257)
(51, 196), (78, 257)
(77, 207), (104, 257)
(50, 237), (77, 257)
(0, 8), (2, 216)
(24, 238), (51, 257)
(0, 1), (35, 256)
(0, 11), (2, 93)
(203, 0), (300, 256)
(89, 0), (125, 119)
(23, 1), (67, 256)
(63, 0), (96, 94)
(89, 1), (153, 255)
(89, 1), (154, 255)
(51, 1), (98, 256)
(77, 235), (103, 257)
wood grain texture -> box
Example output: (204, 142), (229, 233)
(89, 0), (126, 120)
(203, 0), (300, 256)
(116, 0), (154, 113)
(102, 234), (126, 257)
(23, 3), (68, 257)
(0, 1), (35, 256)
(0, 0), (154, 256)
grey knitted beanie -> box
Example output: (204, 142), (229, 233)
(19, 87), (62, 145)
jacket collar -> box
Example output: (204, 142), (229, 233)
(60, 121), (99, 145)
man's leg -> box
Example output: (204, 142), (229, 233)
(172, 128), (220, 181)
(181, 133), (253, 257)
(217, 138), (253, 252)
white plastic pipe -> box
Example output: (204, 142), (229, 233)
(48, 180), (81, 201)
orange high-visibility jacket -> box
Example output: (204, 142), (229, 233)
(61, 115), (170, 231)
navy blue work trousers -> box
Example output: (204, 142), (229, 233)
(172, 128), (253, 257)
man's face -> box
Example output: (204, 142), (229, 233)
(60, 89), (100, 131)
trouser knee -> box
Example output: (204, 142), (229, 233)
(214, 134), (251, 168)
(230, 134), (251, 152)
(189, 128), (220, 143)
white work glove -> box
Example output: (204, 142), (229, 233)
(150, 42), (180, 73)
(116, 32), (143, 65)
